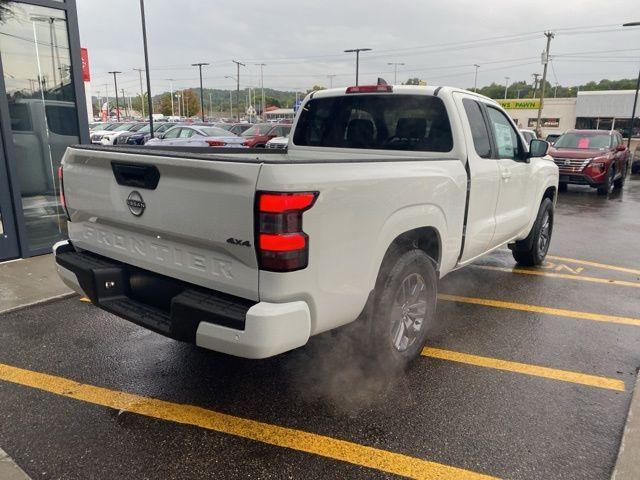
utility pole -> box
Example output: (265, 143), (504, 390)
(232, 60), (245, 122)
(166, 79), (175, 116)
(208, 91), (213, 118)
(327, 74), (336, 88)
(387, 62), (405, 85)
(191, 62), (209, 122)
(344, 48), (372, 86)
(623, 21), (640, 148)
(536, 31), (554, 131)
(531, 73), (541, 99)
(139, 0), (154, 136)
(473, 64), (480, 92)
(133, 68), (145, 117)
(108, 71), (122, 121)
(554, 83), (559, 98)
(255, 63), (266, 120)
(504, 76), (510, 99)
(121, 88), (127, 118)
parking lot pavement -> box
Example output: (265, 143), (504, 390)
(0, 178), (639, 480)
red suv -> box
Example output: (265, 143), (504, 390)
(549, 129), (630, 196)
(242, 123), (291, 148)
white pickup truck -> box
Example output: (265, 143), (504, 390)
(54, 85), (558, 367)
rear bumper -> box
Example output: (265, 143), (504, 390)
(53, 241), (311, 359)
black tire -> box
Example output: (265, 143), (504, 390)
(614, 163), (626, 189)
(510, 198), (554, 266)
(597, 167), (615, 196)
(367, 248), (438, 370)
(558, 182), (568, 192)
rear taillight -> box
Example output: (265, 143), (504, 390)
(345, 85), (393, 94)
(58, 166), (70, 220)
(206, 140), (226, 147)
(256, 191), (318, 272)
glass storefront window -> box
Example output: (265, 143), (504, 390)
(0, 2), (79, 252)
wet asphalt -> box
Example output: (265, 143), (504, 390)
(1, 177), (640, 479)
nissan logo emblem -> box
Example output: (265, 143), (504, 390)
(126, 191), (146, 216)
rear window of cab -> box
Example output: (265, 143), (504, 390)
(293, 94), (453, 152)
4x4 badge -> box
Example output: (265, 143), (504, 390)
(226, 238), (251, 248)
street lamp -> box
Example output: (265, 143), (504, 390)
(191, 63), (209, 122)
(504, 76), (510, 99)
(473, 64), (480, 92)
(224, 76), (236, 119)
(623, 21), (640, 148)
(344, 48), (372, 86)
(108, 71), (122, 121)
(139, 0), (154, 137)
(387, 62), (405, 85)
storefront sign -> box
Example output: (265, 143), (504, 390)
(497, 99), (540, 110)
(528, 117), (560, 128)
(80, 48), (90, 82)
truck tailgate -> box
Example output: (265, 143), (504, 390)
(62, 147), (261, 301)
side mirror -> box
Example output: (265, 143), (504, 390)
(529, 139), (549, 158)
(616, 144), (626, 152)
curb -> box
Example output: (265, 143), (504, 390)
(612, 370), (640, 479)
(0, 292), (77, 316)
(0, 448), (32, 480)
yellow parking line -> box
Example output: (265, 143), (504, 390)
(471, 265), (640, 288)
(421, 347), (625, 392)
(437, 293), (640, 327)
(0, 363), (496, 480)
(546, 255), (640, 276)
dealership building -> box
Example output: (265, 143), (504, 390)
(499, 90), (640, 143)
(0, 0), (89, 262)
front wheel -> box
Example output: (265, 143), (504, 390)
(368, 249), (438, 369)
(597, 167), (615, 196)
(510, 198), (554, 266)
(614, 162), (627, 189)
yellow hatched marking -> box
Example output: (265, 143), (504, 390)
(422, 347), (624, 392)
(0, 363), (496, 480)
(437, 293), (640, 327)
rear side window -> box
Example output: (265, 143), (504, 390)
(45, 105), (79, 136)
(293, 94), (453, 152)
(8, 103), (32, 131)
(462, 99), (491, 158)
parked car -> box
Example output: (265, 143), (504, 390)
(241, 123), (291, 147)
(545, 133), (561, 145)
(124, 122), (179, 146)
(145, 125), (246, 147)
(631, 143), (640, 174)
(90, 122), (136, 145)
(519, 129), (537, 144)
(109, 123), (149, 145)
(548, 129), (630, 195)
(217, 123), (253, 136)
(265, 136), (289, 150)
(56, 84), (557, 366)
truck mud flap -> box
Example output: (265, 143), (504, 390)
(56, 248), (255, 342)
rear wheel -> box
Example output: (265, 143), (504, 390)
(368, 248), (437, 370)
(510, 198), (554, 266)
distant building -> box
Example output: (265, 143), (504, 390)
(265, 108), (295, 122)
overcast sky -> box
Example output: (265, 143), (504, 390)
(77, 0), (640, 96)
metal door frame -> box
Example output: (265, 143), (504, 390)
(0, 0), (89, 260)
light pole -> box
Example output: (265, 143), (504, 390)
(473, 64), (480, 92)
(504, 76), (510, 99)
(108, 71), (122, 121)
(327, 74), (336, 88)
(532, 73), (540, 99)
(133, 68), (145, 117)
(255, 63), (266, 120)
(344, 48), (372, 86)
(623, 22), (640, 148)
(387, 62), (405, 85)
(232, 60), (245, 121)
(191, 63), (209, 122)
(165, 79), (175, 117)
(139, 0), (154, 136)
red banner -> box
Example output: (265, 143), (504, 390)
(80, 48), (90, 82)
